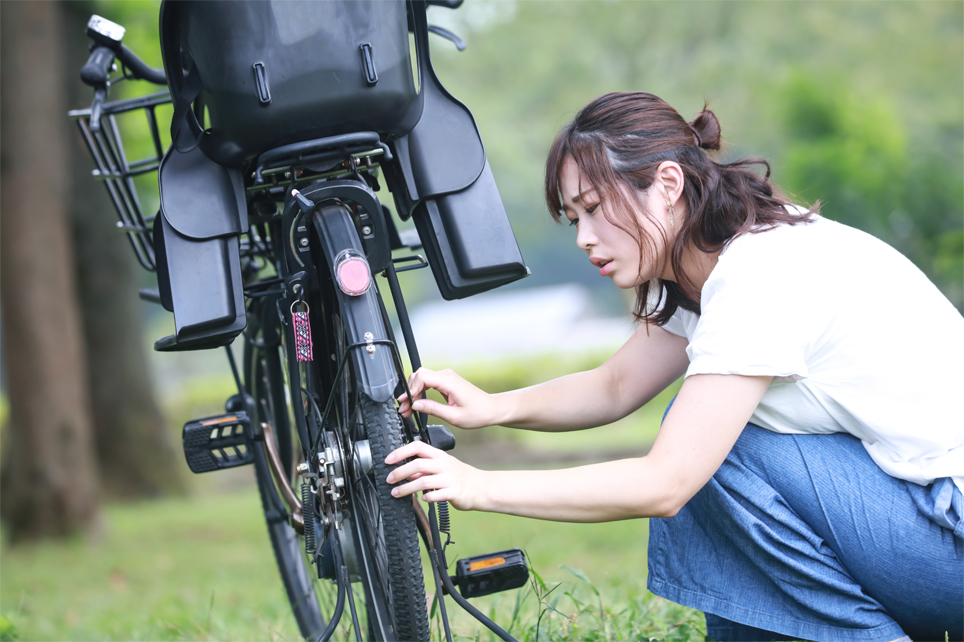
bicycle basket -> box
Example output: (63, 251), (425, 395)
(68, 90), (172, 272)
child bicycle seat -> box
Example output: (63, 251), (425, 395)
(152, 0), (528, 351)
(159, 0), (419, 169)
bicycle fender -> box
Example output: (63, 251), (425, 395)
(310, 203), (398, 404)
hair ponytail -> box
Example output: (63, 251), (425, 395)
(688, 108), (721, 151)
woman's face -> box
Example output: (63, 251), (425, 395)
(559, 157), (673, 289)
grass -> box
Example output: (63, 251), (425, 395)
(0, 490), (295, 641)
(0, 485), (704, 641)
(433, 508), (704, 641)
(1, 348), (696, 640)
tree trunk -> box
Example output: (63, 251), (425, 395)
(0, 0), (102, 542)
(62, 2), (186, 500)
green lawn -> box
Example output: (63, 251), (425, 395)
(1, 351), (698, 641)
(1, 483), (703, 641)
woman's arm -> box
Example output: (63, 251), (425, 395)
(398, 324), (689, 432)
(387, 373), (772, 522)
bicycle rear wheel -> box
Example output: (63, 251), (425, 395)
(354, 396), (430, 640)
(246, 300), (327, 639)
(246, 292), (430, 641)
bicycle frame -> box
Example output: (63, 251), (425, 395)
(70, 4), (530, 640)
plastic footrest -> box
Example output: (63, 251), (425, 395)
(182, 412), (254, 473)
(454, 548), (529, 598)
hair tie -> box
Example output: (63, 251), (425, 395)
(687, 121), (703, 148)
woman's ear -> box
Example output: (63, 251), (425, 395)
(655, 161), (685, 204)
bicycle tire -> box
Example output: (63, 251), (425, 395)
(357, 396), (431, 641)
(247, 293), (430, 641)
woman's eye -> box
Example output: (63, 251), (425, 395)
(585, 203), (599, 215)
(568, 217), (579, 227)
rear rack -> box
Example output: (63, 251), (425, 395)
(69, 90), (172, 271)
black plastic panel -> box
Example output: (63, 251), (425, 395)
(158, 142), (248, 240)
(152, 215), (246, 351)
(399, 0), (486, 200)
(413, 161), (528, 300)
(162, 0), (419, 168)
(437, 161), (524, 278)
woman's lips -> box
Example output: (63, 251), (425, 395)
(590, 257), (613, 276)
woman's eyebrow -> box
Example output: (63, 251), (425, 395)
(564, 189), (595, 208)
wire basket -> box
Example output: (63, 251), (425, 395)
(69, 90), (172, 272)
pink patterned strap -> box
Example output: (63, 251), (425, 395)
(292, 311), (313, 362)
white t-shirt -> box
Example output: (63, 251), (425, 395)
(662, 215), (964, 494)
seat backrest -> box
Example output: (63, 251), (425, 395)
(160, 0), (419, 168)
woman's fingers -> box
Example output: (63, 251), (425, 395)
(386, 454), (443, 484)
(384, 440), (479, 510)
(386, 441), (449, 500)
(410, 397), (460, 424)
(390, 473), (452, 499)
(385, 439), (437, 465)
(395, 366), (491, 428)
(397, 368), (432, 417)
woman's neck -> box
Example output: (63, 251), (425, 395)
(660, 242), (721, 302)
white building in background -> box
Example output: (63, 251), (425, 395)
(404, 284), (635, 367)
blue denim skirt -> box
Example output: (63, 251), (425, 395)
(647, 424), (964, 642)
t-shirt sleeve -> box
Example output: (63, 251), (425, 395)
(685, 235), (818, 382)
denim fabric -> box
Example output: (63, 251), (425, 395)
(647, 423), (964, 642)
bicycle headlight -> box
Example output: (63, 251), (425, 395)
(87, 15), (125, 46)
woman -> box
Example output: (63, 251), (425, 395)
(387, 92), (964, 641)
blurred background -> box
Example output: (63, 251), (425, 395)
(1, 1), (961, 640)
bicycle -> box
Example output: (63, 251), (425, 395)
(70, 3), (532, 640)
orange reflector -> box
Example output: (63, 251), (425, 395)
(468, 557), (506, 572)
(201, 416), (237, 426)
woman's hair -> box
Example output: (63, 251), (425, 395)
(545, 91), (816, 325)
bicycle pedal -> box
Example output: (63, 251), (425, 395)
(452, 548), (528, 599)
(182, 412), (254, 473)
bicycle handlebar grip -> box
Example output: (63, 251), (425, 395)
(117, 44), (167, 85)
(80, 46), (114, 86)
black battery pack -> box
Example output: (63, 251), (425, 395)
(454, 548), (529, 599)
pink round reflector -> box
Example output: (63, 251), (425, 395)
(338, 258), (370, 295)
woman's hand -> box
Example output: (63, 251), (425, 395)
(385, 441), (485, 510)
(397, 367), (498, 429)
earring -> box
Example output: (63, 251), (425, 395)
(665, 198), (675, 230)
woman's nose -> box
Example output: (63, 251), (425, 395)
(576, 221), (595, 252)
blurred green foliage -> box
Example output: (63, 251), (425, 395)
(85, 1), (962, 309)
(428, 0), (963, 309)
(777, 72), (963, 306)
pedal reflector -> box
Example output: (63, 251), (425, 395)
(182, 411), (254, 473)
(455, 548), (528, 599)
